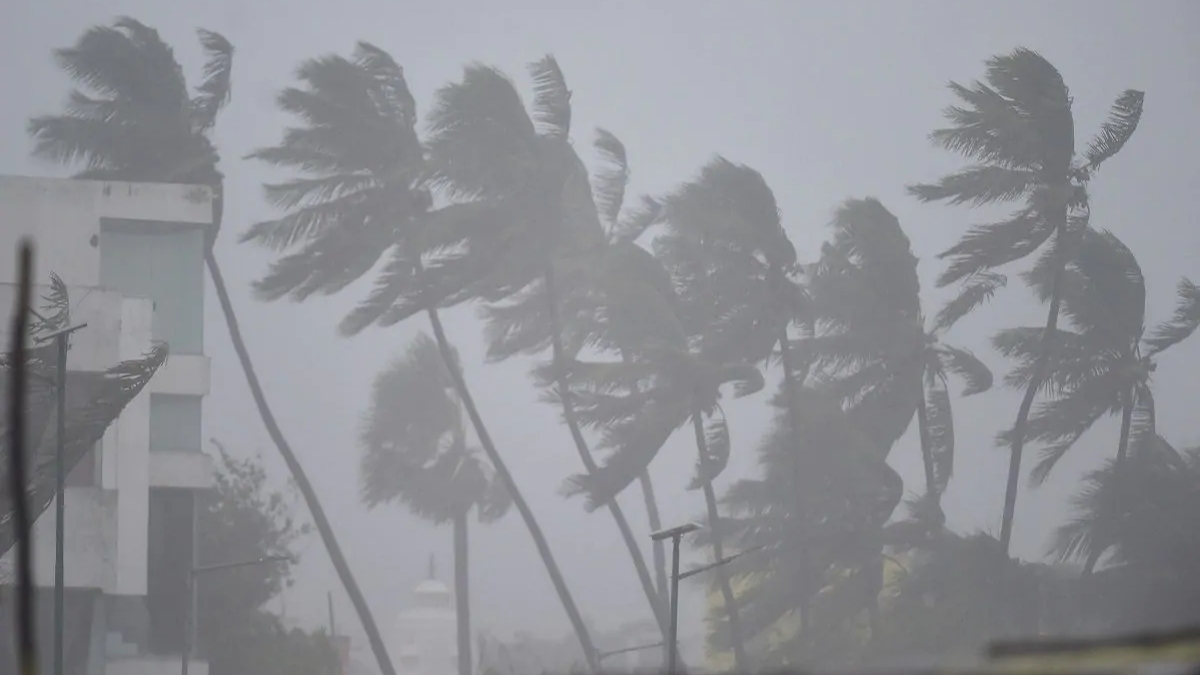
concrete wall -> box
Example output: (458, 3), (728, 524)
(0, 176), (211, 290)
(0, 176), (215, 599)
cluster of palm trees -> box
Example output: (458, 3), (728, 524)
(25, 17), (1200, 674)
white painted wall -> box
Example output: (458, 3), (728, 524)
(0, 176), (212, 289)
(0, 175), (214, 599)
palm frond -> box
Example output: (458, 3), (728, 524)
(611, 195), (662, 244)
(689, 413), (731, 489)
(935, 344), (993, 396)
(924, 377), (955, 494)
(934, 271), (1006, 331)
(1143, 278), (1200, 356)
(1022, 370), (1125, 486)
(1084, 90), (1144, 172)
(528, 55), (572, 140)
(191, 29), (233, 131)
(935, 208), (1052, 287)
(425, 64), (538, 204)
(908, 166), (1037, 206)
(591, 128), (628, 228)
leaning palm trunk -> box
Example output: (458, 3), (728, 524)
(777, 323), (815, 629)
(999, 222), (1071, 553)
(915, 385), (937, 501)
(690, 409), (749, 669)
(543, 267), (672, 643)
(205, 251), (398, 675)
(1082, 386), (1136, 578)
(453, 510), (472, 675)
(424, 305), (600, 671)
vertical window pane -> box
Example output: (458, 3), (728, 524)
(99, 224), (205, 354)
(148, 394), (202, 453)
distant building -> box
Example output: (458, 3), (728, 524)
(390, 556), (457, 675)
(0, 176), (215, 675)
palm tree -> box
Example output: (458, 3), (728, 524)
(994, 228), (1199, 569)
(27, 20), (398, 675)
(908, 47), (1145, 552)
(244, 44), (599, 670)
(560, 303), (765, 669)
(1051, 438), (1200, 633)
(360, 334), (511, 675)
(804, 199), (992, 505)
(708, 384), (911, 667)
(415, 57), (672, 659)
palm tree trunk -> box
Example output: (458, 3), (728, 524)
(638, 472), (669, 605)
(999, 223), (1072, 554)
(543, 267), (672, 642)
(205, 251), (397, 675)
(454, 509), (472, 675)
(621, 348), (670, 612)
(423, 306), (599, 671)
(915, 381), (936, 500)
(1083, 385), (1135, 579)
(690, 409), (749, 669)
(777, 325), (813, 628)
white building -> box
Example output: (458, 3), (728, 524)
(390, 560), (457, 675)
(0, 176), (215, 675)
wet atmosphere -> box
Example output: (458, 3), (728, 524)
(0, 2), (1199, 674)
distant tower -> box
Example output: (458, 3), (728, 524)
(389, 553), (456, 675)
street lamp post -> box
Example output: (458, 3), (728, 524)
(35, 321), (87, 675)
(181, 555), (289, 675)
(651, 524), (767, 675)
(651, 522), (700, 675)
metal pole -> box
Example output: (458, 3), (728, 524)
(53, 333), (67, 675)
(181, 571), (193, 675)
(668, 533), (681, 675)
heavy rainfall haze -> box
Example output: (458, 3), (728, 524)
(2, 0), (1199, 671)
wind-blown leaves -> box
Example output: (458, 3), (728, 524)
(359, 333), (510, 524)
(1143, 278), (1200, 356)
(934, 271), (1007, 332)
(591, 128), (628, 229)
(191, 29), (233, 130)
(935, 345), (993, 397)
(1084, 90), (1145, 173)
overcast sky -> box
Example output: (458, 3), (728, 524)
(3, 0), (1199, 661)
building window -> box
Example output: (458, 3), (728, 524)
(98, 221), (205, 354)
(149, 394), (202, 453)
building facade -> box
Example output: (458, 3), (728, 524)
(0, 176), (214, 675)
(389, 564), (457, 675)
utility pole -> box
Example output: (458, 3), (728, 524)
(36, 321), (86, 675)
(651, 523), (700, 675)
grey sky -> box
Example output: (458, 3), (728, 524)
(3, 0), (1198, 657)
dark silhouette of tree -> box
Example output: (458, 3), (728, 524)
(359, 334), (511, 675)
(908, 48), (1145, 552)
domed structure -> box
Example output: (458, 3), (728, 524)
(390, 555), (457, 675)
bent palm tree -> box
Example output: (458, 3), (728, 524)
(27, 20), (397, 675)
(909, 47), (1145, 552)
(805, 199), (992, 504)
(360, 334), (511, 675)
(995, 228), (1199, 570)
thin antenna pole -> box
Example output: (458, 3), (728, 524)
(10, 240), (38, 675)
(327, 591), (336, 636)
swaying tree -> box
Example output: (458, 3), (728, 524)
(360, 334), (511, 675)
(804, 199), (992, 505)
(995, 227), (1200, 573)
(245, 42), (600, 671)
(908, 47), (1145, 552)
(27, 20), (395, 675)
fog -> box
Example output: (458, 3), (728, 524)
(2, 1), (1199, 673)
